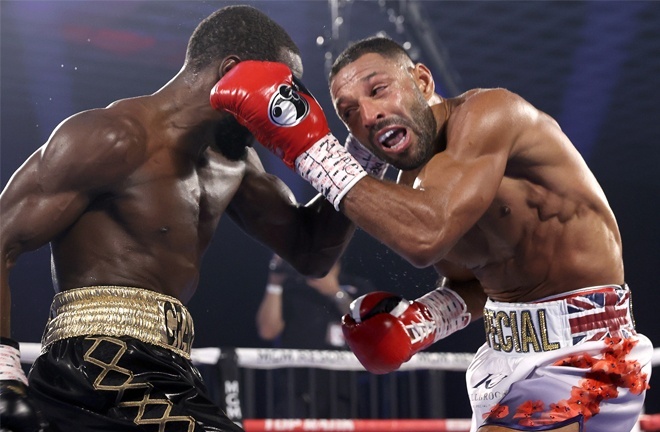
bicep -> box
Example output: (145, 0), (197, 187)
(431, 151), (506, 225)
(422, 98), (518, 236)
(1, 150), (91, 261)
(1, 111), (143, 262)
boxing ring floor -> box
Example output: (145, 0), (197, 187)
(19, 343), (660, 432)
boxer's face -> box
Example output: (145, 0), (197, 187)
(330, 53), (437, 171)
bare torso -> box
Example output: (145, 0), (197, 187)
(49, 96), (249, 302)
(2, 58), (352, 337)
(410, 90), (623, 301)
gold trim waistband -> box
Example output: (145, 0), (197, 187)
(42, 286), (195, 359)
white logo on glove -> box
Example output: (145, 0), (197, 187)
(268, 84), (309, 127)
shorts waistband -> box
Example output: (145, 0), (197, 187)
(482, 284), (636, 355)
(42, 286), (195, 359)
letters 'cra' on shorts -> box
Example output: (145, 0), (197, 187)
(467, 284), (653, 432)
(29, 286), (244, 432)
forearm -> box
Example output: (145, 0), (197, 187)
(255, 288), (285, 340)
(440, 278), (487, 322)
(229, 173), (356, 278)
(340, 177), (456, 268)
(306, 193), (357, 248)
(285, 194), (357, 277)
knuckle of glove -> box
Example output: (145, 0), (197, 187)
(341, 313), (356, 327)
(349, 291), (409, 323)
(343, 312), (412, 374)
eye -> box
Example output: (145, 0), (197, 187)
(372, 85), (387, 96)
(341, 107), (356, 121)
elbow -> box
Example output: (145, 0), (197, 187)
(398, 234), (448, 269)
(257, 328), (277, 341)
(292, 264), (327, 279)
(256, 323), (280, 341)
(2, 239), (24, 272)
(405, 250), (439, 269)
(256, 316), (284, 341)
(289, 257), (334, 279)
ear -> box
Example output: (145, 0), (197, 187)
(412, 63), (435, 100)
(217, 56), (241, 80)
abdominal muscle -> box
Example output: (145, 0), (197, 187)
(442, 182), (624, 303)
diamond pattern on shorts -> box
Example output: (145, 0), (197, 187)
(83, 336), (195, 432)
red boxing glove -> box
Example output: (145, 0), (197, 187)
(210, 61), (329, 168)
(341, 292), (437, 374)
(210, 61), (367, 209)
(342, 288), (470, 374)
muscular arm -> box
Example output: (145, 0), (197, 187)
(227, 149), (356, 277)
(336, 91), (529, 319)
(0, 110), (144, 337)
(340, 90), (518, 269)
(0, 150), (88, 336)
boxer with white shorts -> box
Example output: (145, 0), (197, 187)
(212, 35), (655, 431)
(470, 284), (652, 431)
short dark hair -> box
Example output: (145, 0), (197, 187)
(186, 5), (300, 73)
(329, 36), (413, 82)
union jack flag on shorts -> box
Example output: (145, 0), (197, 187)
(556, 285), (636, 345)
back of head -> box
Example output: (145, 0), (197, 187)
(329, 36), (412, 82)
(186, 5), (300, 73)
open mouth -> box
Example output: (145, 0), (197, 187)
(377, 127), (409, 152)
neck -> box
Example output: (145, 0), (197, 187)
(151, 66), (222, 128)
(129, 68), (230, 157)
(431, 96), (451, 129)
(147, 67), (234, 157)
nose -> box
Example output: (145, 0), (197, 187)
(359, 99), (384, 131)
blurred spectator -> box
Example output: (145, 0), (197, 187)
(256, 254), (375, 417)
(257, 254), (375, 349)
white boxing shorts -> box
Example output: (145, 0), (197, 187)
(467, 284), (652, 431)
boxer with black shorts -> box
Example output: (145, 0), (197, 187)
(210, 37), (652, 431)
(0, 6), (357, 431)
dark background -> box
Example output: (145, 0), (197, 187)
(2, 0), (658, 416)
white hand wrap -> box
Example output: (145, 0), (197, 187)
(265, 284), (283, 295)
(0, 339), (28, 385)
(344, 134), (389, 180)
(295, 133), (367, 210)
(416, 286), (471, 342)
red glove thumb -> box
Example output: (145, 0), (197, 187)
(342, 313), (413, 374)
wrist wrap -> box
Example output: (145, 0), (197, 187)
(0, 337), (28, 385)
(295, 134), (367, 210)
(266, 284), (283, 295)
(345, 134), (389, 179)
(416, 287), (471, 342)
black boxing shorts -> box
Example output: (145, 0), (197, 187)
(27, 286), (243, 432)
